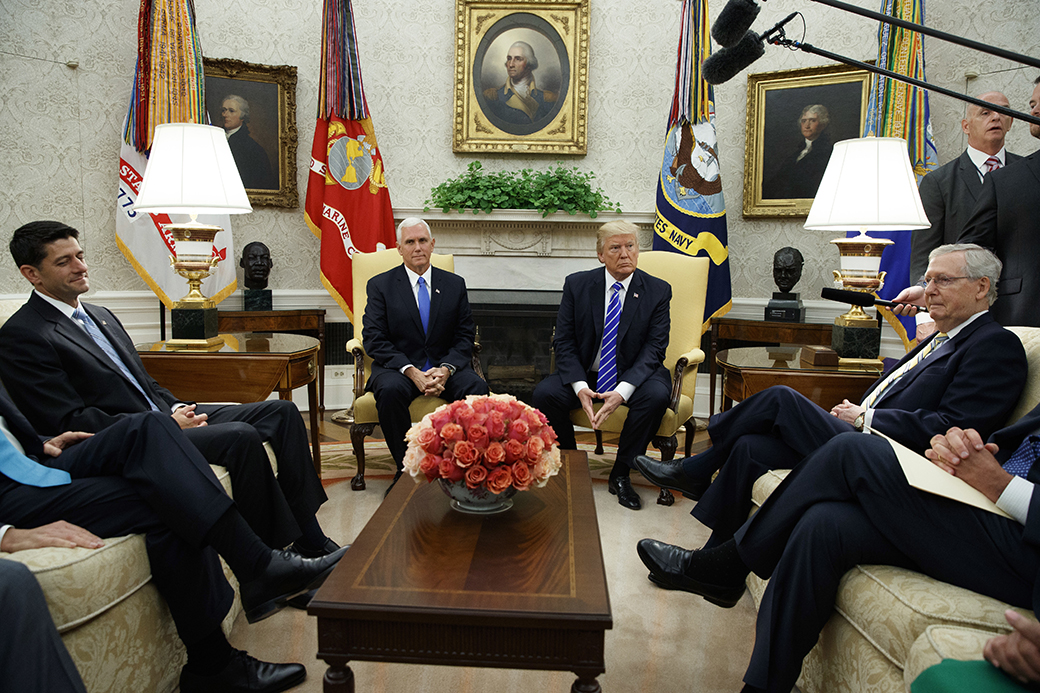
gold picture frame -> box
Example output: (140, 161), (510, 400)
(203, 57), (299, 208)
(743, 64), (870, 218)
(453, 0), (589, 155)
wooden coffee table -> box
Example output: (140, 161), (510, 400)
(308, 450), (612, 692)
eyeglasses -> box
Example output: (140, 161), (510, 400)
(916, 275), (973, 289)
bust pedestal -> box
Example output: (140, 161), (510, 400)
(244, 289), (273, 311)
(764, 292), (805, 322)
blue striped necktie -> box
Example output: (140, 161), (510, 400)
(0, 426), (71, 487)
(72, 307), (160, 412)
(1002, 435), (1039, 479)
(596, 282), (623, 392)
(416, 277), (433, 370)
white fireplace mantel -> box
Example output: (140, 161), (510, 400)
(394, 207), (656, 291)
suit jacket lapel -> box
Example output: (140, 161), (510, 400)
(84, 305), (154, 387)
(592, 270), (606, 341)
(879, 315), (984, 399)
(958, 152), (983, 200)
(427, 267), (444, 341)
(393, 266), (424, 338)
(30, 295), (123, 380)
(617, 270), (642, 343)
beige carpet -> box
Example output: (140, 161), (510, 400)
(227, 448), (761, 693)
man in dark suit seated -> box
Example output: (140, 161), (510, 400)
(532, 220), (672, 510)
(0, 221), (339, 562)
(909, 91), (1017, 341)
(634, 244), (1026, 541)
(361, 217), (489, 491)
(0, 388), (346, 692)
(636, 405), (1040, 693)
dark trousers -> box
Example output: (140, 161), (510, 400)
(734, 432), (1038, 693)
(0, 412), (236, 645)
(191, 399), (327, 548)
(692, 386), (854, 542)
(0, 559), (87, 693)
(532, 370), (671, 468)
(369, 368), (489, 466)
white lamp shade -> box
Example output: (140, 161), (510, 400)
(804, 137), (930, 232)
(133, 123), (253, 216)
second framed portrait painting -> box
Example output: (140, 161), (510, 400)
(743, 64), (870, 218)
(454, 0), (589, 154)
(203, 57), (299, 208)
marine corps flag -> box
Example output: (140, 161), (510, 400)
(116, 0), (236, 307)
(653, 0), (731, 331)
(305, 0), (396, 321)
(860, 0), (938, 350)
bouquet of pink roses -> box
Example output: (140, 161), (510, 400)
(403, 394), (561, 494)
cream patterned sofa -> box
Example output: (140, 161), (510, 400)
(0, 298), (258, 692)
(746, 326), (1040, 693)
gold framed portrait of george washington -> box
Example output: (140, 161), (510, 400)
(453, 0), (589, 155)
(742, 64), (870, 218)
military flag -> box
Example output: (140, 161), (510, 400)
(116, 0), (236, 307)
(305, 0), (396, 321)
(860, 0), (938, 350)
(653, 0), (731, 330)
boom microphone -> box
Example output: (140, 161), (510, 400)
(711, 0), (761, 48)
(702, 13), (798, 85)
(821, 287), (929, 313)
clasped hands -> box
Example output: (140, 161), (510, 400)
(925, 426), (1013, 503)
(407, 365), (450, 397)
(578, 388), (624, 430)
(830, 399), (864, 425)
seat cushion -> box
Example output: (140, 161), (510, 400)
(1, 534), (151, 633)
(904, 625), (999, 689)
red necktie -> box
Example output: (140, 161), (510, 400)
(983, 156), (1002, 174)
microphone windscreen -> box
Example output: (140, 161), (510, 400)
(712, 0), (761, 48)
(702, 31), (765, 85)
(821, 288), (875, 307)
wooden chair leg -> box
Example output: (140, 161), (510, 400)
(594, 429), (604, 456)
(651, 435), (677, 506)
(350, 423), (375, 491)
(684, 418), (696, 457)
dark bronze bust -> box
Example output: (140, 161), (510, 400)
(772, 246), (804, 294)
(240, 241), (273, 291)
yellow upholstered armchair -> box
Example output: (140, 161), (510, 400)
(345, 249), (484, 491)
(562, 251), (710, 505)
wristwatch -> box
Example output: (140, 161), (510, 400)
(440, 363), (457, 376)
(854, 413), (866, 431)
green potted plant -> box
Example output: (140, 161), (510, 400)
(425, 161), (622, 218)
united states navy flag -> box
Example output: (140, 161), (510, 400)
(653, 0), (731, 331)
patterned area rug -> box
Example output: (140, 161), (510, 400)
(319, 438), (678, 487)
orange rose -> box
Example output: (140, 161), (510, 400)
(439, 456), (464, 483)
(467, 424), (489, 450)
(484, 441), (506, 467)
(525, 436), (545, 461)
(504, 438), (525, 463)
(420, 454), (442, 481)
(464, 464), (488, 489)
(486, 466), (513, 494)
(453, 440), (480, 468)
(511, 461), (533, 491)
(440, 422), (464, 442)
(416, 426), (443, 454)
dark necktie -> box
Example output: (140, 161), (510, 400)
(72, 307), (160, 412)
(1002, 435), (1039, 479)
(0, 425), (71, 487)
(596, 282), (623, 392)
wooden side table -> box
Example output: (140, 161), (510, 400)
(709, 317), (834, 416)
(137, 332), (322, 476)
(217, 310), (326, 412)
(717, 346), (883, 412)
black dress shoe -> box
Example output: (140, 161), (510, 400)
(240, 547), (349, 623)
(179, 649), (306, 693)
(290, 537), (342, 558)
(608, 476), (642, 510)
(285, 588), (317, 610)
(632, 455), (712, 501)
(636, 538), (745, 608)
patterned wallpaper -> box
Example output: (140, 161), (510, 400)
(1, 0), (1037, 306)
